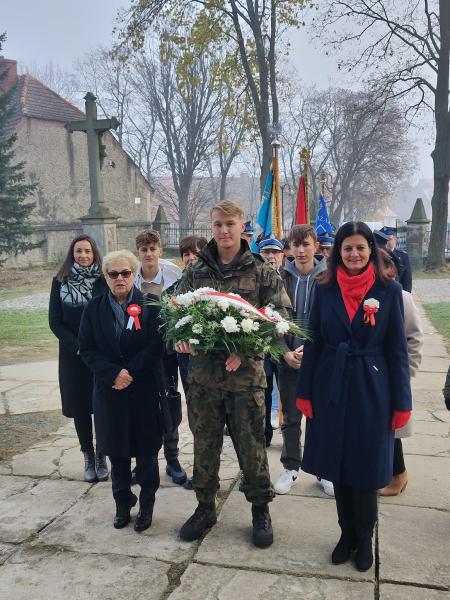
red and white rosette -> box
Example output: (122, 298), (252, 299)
(126, 304), (142, 330)
(363, 298), (379, 327)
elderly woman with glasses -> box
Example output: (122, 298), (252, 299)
(79, 250), (164, 533)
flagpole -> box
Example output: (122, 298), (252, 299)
(272, 139), (283, 238)
(300, 147), (311, 224)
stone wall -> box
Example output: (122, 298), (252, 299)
(14, 117), (152, 224)
(5, 221), (153, 267)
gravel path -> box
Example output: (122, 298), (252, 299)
(0, 292), (50, 311)
(0, 278), (448, 311)
(413, 279), (450, 304)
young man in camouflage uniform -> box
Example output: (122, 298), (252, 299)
(175, 200), (291, 548)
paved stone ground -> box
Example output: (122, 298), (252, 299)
(0, 297), (449, 599)
(413, 279), (449, 305)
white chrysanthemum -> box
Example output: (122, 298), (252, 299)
(221, 316), (240, 333)
(195, 287), (216, 294)
(241, 318), (254, 333)
(275, 320), (290, 335)
(364, 298), (380, 309)
(189, 338), (200, 345)
(192, 323), (203, 334)
(252, 321), (260, 331)
(175, 315), (193, 329)
(218, 300), (230, 312)
(175, 292), (196, 306)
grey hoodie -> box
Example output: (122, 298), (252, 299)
(281, 256), (327, 347)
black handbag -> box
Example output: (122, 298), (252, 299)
(156, 362), (182, 435)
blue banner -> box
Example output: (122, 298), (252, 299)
(251, 167), (273, 253)
(315, 193), (334, 235)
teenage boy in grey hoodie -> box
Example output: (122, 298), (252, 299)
(273, 224), (333, 496)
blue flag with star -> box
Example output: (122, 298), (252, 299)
(315, 193), (333, 236)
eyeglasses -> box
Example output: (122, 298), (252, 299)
(107, 270), (133, 280)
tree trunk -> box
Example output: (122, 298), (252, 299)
(178, 185), (190, 231)
(427, 0), (450, 269)
(219, 174), (227, 201)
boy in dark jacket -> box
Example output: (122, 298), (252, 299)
(273, 224), (332, 496)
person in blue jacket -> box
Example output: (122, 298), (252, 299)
(296, 221), (412, 572)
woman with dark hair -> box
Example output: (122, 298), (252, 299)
(296, 221), (412, 571)
(49, 235), (108, 482)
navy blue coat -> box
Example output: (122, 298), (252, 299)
(296, 278), (412, 490)
(79, 288), (164, 457)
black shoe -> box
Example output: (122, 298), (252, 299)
(179, 502), (217, 541)
(83, 450), (97, 483)
(95, 447), (109, 482)
(166, 459), (187, 485)
(131, 468), (137, 486)
(183, 478), (194, 490)
(134, 506), (154, 532)
(355, 537), (373, 571)
(265, 428), (273, 448)
(331, 533), (357, 565)
(252, 504), (273, 548)
(113, 493), (137, 529)
(238, 472), (246, 493)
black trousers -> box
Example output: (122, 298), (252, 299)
(334, 483), (378, 542)
(163, 351), (180, 463)
(264, 367), (278, 446)
(393, 438), (405, 476)
(110, 454), (159, 508)
(73, 414), (94, 453)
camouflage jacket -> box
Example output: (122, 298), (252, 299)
(176, 239), (291, 391)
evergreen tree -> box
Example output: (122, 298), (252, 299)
(0, 33), (43, 266)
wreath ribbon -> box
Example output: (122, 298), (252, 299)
(363, 306), (378, 327)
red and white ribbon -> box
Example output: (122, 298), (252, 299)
(126, 304), (142, 330)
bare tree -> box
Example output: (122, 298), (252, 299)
(316, 0), (449, 267)
(113, 0), (308, 194)
(281, 86), (414, 225)
(133, 38), (221, 229)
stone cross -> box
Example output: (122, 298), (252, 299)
(65, 92), (120, 218)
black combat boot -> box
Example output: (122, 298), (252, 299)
(95, 447), (109, 482)
(134, 505), (154, 532)
(83, 450), (96, 483)
(113, 493), (137, 529)
(179, 502), (217, 541)
(252, 504), (273, 548)
(166, 459), (187, 485)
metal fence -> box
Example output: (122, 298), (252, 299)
(159, 224), (212, 249)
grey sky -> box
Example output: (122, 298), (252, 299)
(2, 0), (432, 179)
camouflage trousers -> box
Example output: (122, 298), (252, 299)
(187, 385), (275, 506)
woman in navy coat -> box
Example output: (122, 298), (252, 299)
(79, 250), (164, 533)
(296, 221), (412, 572)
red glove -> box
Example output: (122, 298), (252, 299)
(391, 410), (411, 430)
(296, 398), (313, 419)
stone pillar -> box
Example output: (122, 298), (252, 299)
(152, 205), (170, 247)
(80, 215), (119, 256)
(406, 197), (431, 271)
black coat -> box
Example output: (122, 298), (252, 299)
(48, 277), (107, 418)
(296, 279), (412, 490)
(394, 249), (412, 292)
(78, 288), (164, 457)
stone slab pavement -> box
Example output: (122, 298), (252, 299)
(0, 297), (448, 599)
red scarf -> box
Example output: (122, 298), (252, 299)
(336, 262), (376, 322)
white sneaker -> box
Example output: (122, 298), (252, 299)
(318, 478), (334, 496)
(270, 411), (279, 429)
(274, 469), (299, 494)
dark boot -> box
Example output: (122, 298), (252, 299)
(83, 450), (96, 483)
(113, 493), (137, 529)
(179, 502), (217, 541)
(252, 504), (273, 548)
(332, 483), (356, 564)
(332, 532), (357, 565)
(95, 447), (109, 482)
(353, 488), (377, 571)
(134, 505), (154, 532)
(355, 536), (373, 571)
(166, 459), (187, 485)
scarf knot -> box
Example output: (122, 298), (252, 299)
(60, 263), (101, 306)
(336, 262), (376, 322)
